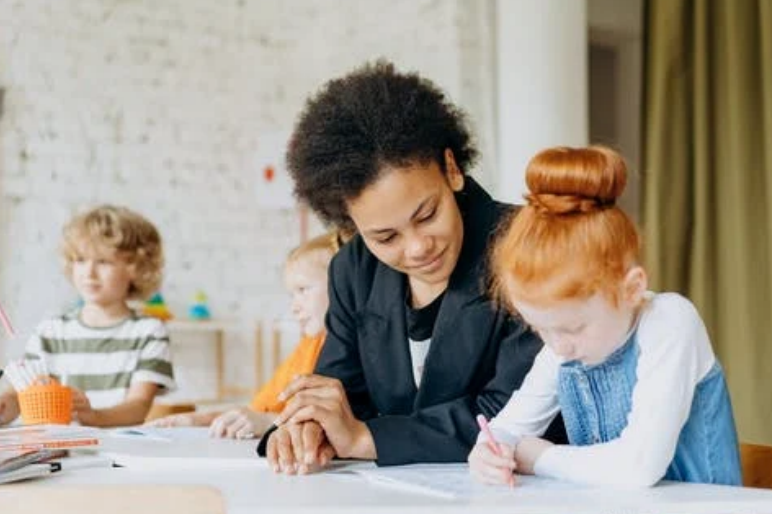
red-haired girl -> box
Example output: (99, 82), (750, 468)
(468, 146), (741, 487)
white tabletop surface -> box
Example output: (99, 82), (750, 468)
(20, 428), (772, 514)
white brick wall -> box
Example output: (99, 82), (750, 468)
(0, 0), (495, 400)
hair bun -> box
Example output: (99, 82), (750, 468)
(524, 146), (627, 215)
(526, 193), (613, 215)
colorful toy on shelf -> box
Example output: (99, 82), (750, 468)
(188, 290), (211, 321)
(143, 293), (173, 321)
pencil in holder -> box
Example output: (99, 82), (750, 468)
(18, 378), (73, 425)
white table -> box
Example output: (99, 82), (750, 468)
(20, 429), (772, 514)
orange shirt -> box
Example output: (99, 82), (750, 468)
(250, 332), (326, 413)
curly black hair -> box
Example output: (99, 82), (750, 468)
(287, 60), (479, 231)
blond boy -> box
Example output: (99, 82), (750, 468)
(0, 205), (175, 427)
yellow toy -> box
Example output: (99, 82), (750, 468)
(188, 290), (211, 320)
(143, 293), (173, 321)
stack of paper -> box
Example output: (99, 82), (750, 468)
(0, 425), (100, 452)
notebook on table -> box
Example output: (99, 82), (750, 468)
(0, 447), (67, 484)
(0, 448), (66, 473)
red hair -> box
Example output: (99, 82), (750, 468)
(491, 146), (641, 308)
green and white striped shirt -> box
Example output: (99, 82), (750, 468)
(25, 310), (176, 409)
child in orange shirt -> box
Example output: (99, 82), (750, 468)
(148, 232), (340, 438)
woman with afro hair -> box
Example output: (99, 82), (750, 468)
(258, 60), (565, 473)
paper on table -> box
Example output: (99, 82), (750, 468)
(109, 427), (173, 442)
(108, 426), (211, 443)
(104, 453), (267, 471)
(332, 463), (586, 499)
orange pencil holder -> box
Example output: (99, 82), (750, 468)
(18, 379), (73, 425)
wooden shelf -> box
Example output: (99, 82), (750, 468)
(166, 319), (238, 332)
(165, 319), (263, 402)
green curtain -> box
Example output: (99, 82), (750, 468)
(643, 0), (772, 444)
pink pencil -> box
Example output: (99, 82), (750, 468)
(0, 302), (16, 337)
(476, 414), (502, 455)
(477, 414), (516, 486)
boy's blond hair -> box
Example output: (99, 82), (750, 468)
(285, 231), (343, 273)
(61, 205), (164, 300)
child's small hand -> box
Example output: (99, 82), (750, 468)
(70, 387), (96, 424)
(209, 408), (263, 439)
(0, 393), (20, 425)
(513, 436), (554, 475)
(468, 440), (517, 486)
(146, 413), (199, 428)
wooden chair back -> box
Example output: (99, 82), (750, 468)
(145, 402), (196, 422)
(741, 442), (772, 489)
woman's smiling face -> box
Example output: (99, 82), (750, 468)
(347, 153), (465, 292)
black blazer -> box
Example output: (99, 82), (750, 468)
(257, 178), (565, 463)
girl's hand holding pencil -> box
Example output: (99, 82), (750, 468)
(468, 415), (518, 487)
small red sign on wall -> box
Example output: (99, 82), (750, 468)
(254, 131), (294, 209)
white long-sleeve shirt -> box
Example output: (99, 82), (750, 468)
(486, 293), (716, 487)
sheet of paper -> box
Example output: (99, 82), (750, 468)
(108, 427), (210, 442)
(333, 462), (586, 499)
(102, 453), (267, 471)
